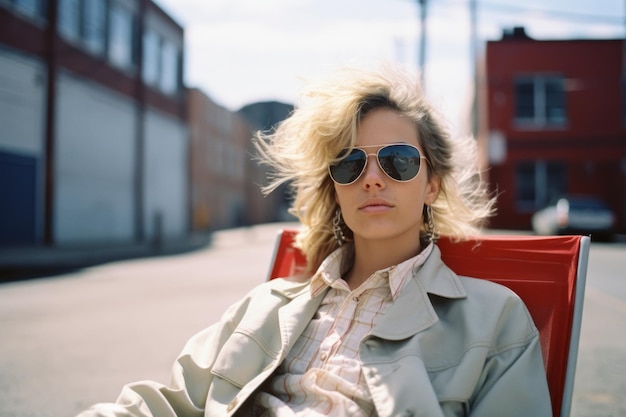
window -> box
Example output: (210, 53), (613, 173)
(142, 29), (181, 95)
(58, 0), (106, 55)
(108, 2), (135, 70)
(142, 30), (160, 86)
(514, 76), (566, 127)
(516, 161), (566, 211)
(83, 0), (106, 55)
(545, 163), (566, 205)
(159, 40), (178, 94)
(7, 0), (46, 20)
(516, 162), (536, 208)
(58, 0), (80, 41)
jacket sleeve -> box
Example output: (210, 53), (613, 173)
(76, 299), (245, 417)
(468, 297), (553, 417)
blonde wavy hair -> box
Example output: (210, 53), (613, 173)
(255, 65), (495, 273)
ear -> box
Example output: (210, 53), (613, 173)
(425, 175), (441, 205)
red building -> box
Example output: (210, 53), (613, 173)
(482, 28), (626, 233)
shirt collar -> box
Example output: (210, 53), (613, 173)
(310, 242), (434, 300)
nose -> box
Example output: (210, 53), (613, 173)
(361, 154), (386, 190)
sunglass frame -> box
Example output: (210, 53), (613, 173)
(328, 143), (427, 185)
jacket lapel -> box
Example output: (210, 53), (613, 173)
(363, 245), (466, 417)
(370, 245), (466, 340)
(275, 283), (327, 357)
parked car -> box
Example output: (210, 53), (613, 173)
(531, 196), (615, 239)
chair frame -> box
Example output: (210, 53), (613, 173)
(563, 235), (589, 416)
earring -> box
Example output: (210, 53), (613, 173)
(333, 208), (346, 246)
(425, 205), (439, 244)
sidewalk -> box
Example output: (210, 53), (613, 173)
(0, 232), (213, 280)
(0, 222), (299, 280)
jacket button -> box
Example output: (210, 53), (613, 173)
(227, 398), (238, 412)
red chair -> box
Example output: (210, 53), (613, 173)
(268, 229), (590, 417)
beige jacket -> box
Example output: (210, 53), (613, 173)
(80, 245), (552, 417)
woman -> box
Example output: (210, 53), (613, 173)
(79, 65), (552, 416)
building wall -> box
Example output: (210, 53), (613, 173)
(0, 50), (47, 155)
(0, 3), (48, 59)
(0, 49), (46, 245)
(487, 40), (623, 138)
(484, 36), (626, 231)
(54, 72), (135, 243)
(187, 88), (251, 231)
(0, 0), (189, 247)
(143, 109), (189, 239)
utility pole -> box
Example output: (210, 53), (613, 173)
(418, 0), (428, 88)
(43, 0), (59, 245)
(470, 0), (478, 138)
(622, 0), (626, 228)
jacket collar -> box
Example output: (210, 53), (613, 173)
(369, 244), (467, 340)
(270, 244), (467, 344)
(308, 242), (434, 301)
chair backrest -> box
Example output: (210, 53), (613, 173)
(267, 229), (590, 417)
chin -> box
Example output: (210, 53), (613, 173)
(355, 228), (406, 242)
(354, 222), (421, 243)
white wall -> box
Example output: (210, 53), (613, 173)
(54, 72), (135, 244)
(143, 109), (188, 239)
(0, 51), (46, 156)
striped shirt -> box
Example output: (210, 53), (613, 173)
(253, 243), (434, 416)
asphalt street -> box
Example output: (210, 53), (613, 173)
(0, 222), (625, 417)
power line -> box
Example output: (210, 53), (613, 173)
(437, 0), (624, 26)
(482, 1), (622, 25)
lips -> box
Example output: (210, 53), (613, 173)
(358, 198), (394, 211)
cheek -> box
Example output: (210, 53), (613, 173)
(334, 183), (356, 208)
(333, 186), (357, 226)
(333, 185), (341, 206)
(406, 181), (430, 215)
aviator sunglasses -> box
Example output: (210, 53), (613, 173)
(329, 143), (427, 185)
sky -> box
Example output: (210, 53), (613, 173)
(155, 0), (624, 132)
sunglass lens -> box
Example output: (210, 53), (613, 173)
(378, 145), (421, 181)
(330, 149), (366, 184)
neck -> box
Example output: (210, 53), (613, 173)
(345, 235), (423, 290)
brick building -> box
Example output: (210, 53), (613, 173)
(482, 28), (626, 233)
